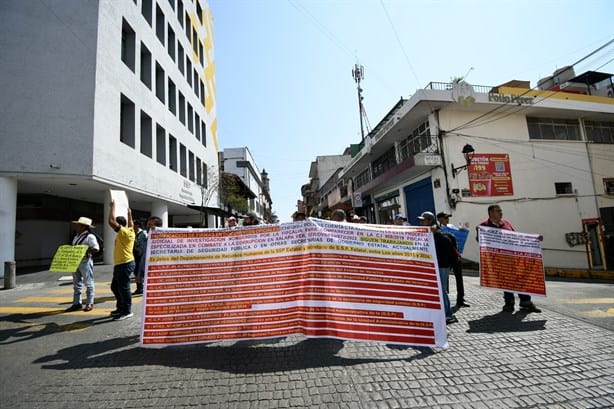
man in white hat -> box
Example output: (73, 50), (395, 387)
(65, 217), (100, 312)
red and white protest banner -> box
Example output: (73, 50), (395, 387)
(478, 226), (546, 296)
(140, 219), (448, 347)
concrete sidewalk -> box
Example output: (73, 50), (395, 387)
(1, 265), (613, 408)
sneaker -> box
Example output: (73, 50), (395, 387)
(446, 316), (458, 324)
(520, 304), (542, 313)
(502, 304), (514, 313)
(65, 304), (83, 312)
(115, 312), (134, 321)
(83, 304), (94, 312)
(110, 309), (122, 317)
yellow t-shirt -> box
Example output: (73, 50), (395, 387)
(113, 226), (136, 265)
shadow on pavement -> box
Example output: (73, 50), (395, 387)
(33, 336), (433, 373)
(466, 311), (547, 333)
(0, 313), (116, 345)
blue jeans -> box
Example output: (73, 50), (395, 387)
(72, 257), (95, 305)
(111, 261), (135, 314)
(439, 267), (453, 318)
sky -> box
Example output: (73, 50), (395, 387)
(208, 0), (614, 222)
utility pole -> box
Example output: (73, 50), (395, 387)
(352, 63), (365, 143)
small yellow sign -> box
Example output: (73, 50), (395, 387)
(50, 245), (88, 272)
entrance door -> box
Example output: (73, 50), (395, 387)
(583, 218), (606, 270)
(403, 177), (435, 224)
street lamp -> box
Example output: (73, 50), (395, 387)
(451, 144), (476, 178)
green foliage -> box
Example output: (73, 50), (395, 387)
(220, 173), (248, 213)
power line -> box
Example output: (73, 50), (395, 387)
(446, 37), (614, 133)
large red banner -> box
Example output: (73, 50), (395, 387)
(468, 153), (514, 196)
(140, 220), (448, 347)
(478, 226), (546, 296)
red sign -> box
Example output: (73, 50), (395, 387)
(468, 153), (514, 196)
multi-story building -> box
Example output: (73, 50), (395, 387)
(219, 147), (273, 223)
(301, 153), (352, 219)
(0, 0), (218, 269)
(316, 69), (614, 270)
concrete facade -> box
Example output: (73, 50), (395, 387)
(332, 80), (614, 270)
(0, 0), (218, 269)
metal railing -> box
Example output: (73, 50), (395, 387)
(425, 82), (493, 94)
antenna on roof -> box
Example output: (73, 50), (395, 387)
(352, 63), (369, 142)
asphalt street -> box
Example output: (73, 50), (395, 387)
(1, 265), (613, 409)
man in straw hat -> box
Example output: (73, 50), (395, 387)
(65, 217), (100, 312)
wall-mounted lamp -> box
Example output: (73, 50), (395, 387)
(450, 144), (475, 178)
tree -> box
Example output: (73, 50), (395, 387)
(220, 172), (248, 214)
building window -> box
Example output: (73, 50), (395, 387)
(189, 151), (195, 181)
(155, 62), (165, 103)
(155, 4), (165, 45)
(177, 43), (185, 75)
(527, 117), (581, 140)
(194, 113), (201, 141)
(201, 120), (206, 147)
(372, 147), (397, 179)
(184, 11), (190, 39)
(177, 0), (183, 28)
(199, 41), (204, 66)
(168, 0), (175, 11)
(604, 178), (614, 195)
(585, 121), (614, 144)
(399, 120), (434, 161)
(191, 27), (198, 55)
(156, 124), (166, 165)
(203, 163), (208, 188)
(140, 111), (152, 158)
(186, 58), (192, 86)
(169, 135), (177, 172)
(555, 182), (573, 195)
(187, 103), (193, 133)
(141, 0), (153, 26)
(121, 19), (136, 72)
(140, 43), (152, 89)
(196, 2), (203, 25)
(200, 80), (205, 106)
(120, 94), (135, 148)
(178, 91), (185, 124)
(196, 158), (202, 185)
(167, 24), (176, 61)
(355, 168), (371, 189)
(179, 144), (187, 177)
(167, 78), (176, 115)
(193, 69), (199, 96)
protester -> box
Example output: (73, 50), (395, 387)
(292, 212), (306, 222)
(108, 201), (136, 320)
(243, 211), (260, 226)
(65, 217), (100, 312)
(417, 211), (458, 324)
(330, 209), (346, 222)
(357, 215), (368, 223)
(227, 216), (238, 228)
(478, 204), (542, 313)
(132, 219), (147, 291)
(437, 212), (469, 309)
(394, 214), (410, 226)
(135, 216), (163, 295)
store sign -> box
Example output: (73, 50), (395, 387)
(468, 154), (514, 196)
(488, 93), (534, 105)
(352, 192), (363, 208)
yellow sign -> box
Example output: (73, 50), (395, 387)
(50, 245), (88, 272)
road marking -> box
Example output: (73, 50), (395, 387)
(0, 306), (114, 316)
(565, 298), (614, 304)
(581, 309), (614, 318)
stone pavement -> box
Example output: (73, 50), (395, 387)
(1, 265), (613, 409)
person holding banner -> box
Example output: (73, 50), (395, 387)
(478, 204), (542, 313)
(134, 215), (163, 295)
(65, 217), (100, 312)
(108, 202), (136, 320)
(437, 212), (470, 309)
(417, 211), (458, 324)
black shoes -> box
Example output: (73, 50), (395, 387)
(446, 316), (458, 324)
(132, 289), (143, 296)
(65, 304), (83, 312)
(455, 302), (470, 308)
(520, 304), (542, 313)
(502, 304), (515, 312)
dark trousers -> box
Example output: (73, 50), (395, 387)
(452, 259), (465, 303)
(111, 261), (135, 313)
(504, 291), (532, 306)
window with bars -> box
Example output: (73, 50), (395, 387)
(585, 121), (614, 144)
(527, 117), (581, 140)
(372, 147), (397, 179)
(399, 120), (434, 161)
